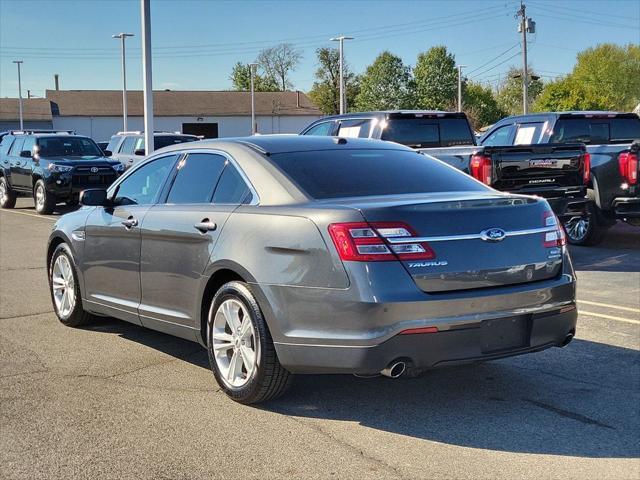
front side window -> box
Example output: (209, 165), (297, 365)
(482, 124), (515, 146)
(166, 153), (226, 204)
(9, 137), (25, 156)
(21, 137), (36, 154)
(336, 119), (373, 138)
(114, 154), (178, 206)
(212, 165), (252, 204)
(303, 121), (334, 136)
(37, 137), (102, 157)
(119, 136), (138, 154)
(106, 136), (122, 153)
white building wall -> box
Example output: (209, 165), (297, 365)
(52, 115), (320, 141)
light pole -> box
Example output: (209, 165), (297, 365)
(249, 63), (259, 135)
(330, 36), (354, 114)
(112, 33), (135, 132)
(13, 61), (24, 130)
(141, 0), (154, 155)
(457, 65), (466, 112)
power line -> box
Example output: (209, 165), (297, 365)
(469, 51), (521, 79)
(528, 0), (639, 22)
(466, 43), (520, 74)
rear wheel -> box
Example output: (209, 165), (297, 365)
(207, 281), (292, 404)
(0, 176), (17, 209)
(34, 180), (56, 215)
(564, 203), (608, 246)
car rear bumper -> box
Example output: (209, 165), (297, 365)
(274, 306), (577, 374)
(612, 196), (640, 218)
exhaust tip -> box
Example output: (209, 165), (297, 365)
(561, 332), (575, 347)
(381, 361), (406, 379)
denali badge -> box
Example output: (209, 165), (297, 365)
(480, 228), (506, 242)
(528, 178), (554, 184)
(529, 159), (557, 167)
(90, 167), (99, 173)
(408, 260), (448, 268)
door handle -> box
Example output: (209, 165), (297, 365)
(121, 216), (138, 229)
(194, 219), (217, 233)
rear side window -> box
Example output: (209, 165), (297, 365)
(336, 119), (373, 138)
(212, 165), (252, 204)
(381, 117), (474, 147)
(269, 149), (487, 199)
(550, 117), (640, 144)
(166, 153), (226, 204)
(303, 121), (334, 136)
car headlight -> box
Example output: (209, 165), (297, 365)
(48, 164), (73, 173)
(112, 163), (125, 173)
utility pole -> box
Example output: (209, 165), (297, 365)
(141, 0), (154, 155)
(517, 1), (535, 114)
(249, 63), (259, 135)
(457, 65), (466, 112)
(113, 32), (135, 132)
(330, 36), (354, 114)
(13, 61), (24, 130)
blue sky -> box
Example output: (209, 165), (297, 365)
(1, 0), (638, 98)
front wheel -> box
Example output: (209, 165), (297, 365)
(34, 180), (56, 215)
(0, 176), (17, 209)
(207, 281), (292, 404)
(564, 204), (608, 246)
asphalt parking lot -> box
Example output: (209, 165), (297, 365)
(1, 198), (638, 480)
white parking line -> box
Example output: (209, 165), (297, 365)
(581, 310), (640, 325)
(0, 210), (56, 221)
(578, 300), (639, 314)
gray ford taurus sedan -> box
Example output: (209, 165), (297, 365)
(47, 136), (577, 404)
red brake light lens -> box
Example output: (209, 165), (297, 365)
(543, 211), (566, 248)
(470, 154), (493, 185)
(618, 151), (638, 186)
(328, 222), (435, 262)
(582, 152), (591, 184)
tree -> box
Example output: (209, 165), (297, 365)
(307, 47), (359, 115)
(256, 43), (303, 91)
(495, 66), (544, 115)
(413, 46), (457, 110)
(229, 62), (278, 92)
(462, 81), (505, 129)
(534, 43), (640, 112)
(355, 51), (414, 111)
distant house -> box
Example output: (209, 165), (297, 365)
(1, 90), (321, 141)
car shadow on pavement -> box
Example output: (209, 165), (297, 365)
(568, 223), (640, 272)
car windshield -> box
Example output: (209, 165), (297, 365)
(37, 136), (103, 157)
(268, 148), (488, 199)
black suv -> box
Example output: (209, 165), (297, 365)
(0, 130), (124, 214)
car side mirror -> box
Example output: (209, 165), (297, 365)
(20, 150), (32, 158)
(134, 148), (146, 156)
(80, 189), (110, 207)
(103, 149), (112, 157)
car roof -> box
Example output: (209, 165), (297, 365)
(312, 110), (461, 122)
(498, 111), (636, 122)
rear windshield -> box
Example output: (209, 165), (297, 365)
(550, 117), (640, 144)
(381, 117), (475, 148)
(37, 136), (102, 157)
(268, 148), (488, 199)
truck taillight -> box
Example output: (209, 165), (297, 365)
(618, 151), (638, 186)
(582, 152), (591, 184)
(328, 222), (435, 262)
(543, 211), (566, 248)
(470, 154), (492, 185)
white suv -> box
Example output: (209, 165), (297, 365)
(106, 131), (199, 168)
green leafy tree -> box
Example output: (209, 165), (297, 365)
(534, 43), (640, 112)
(355, 51), (414, 110)
(413, 46), (457, 110)
(496, 66), (544, 115)
(229, 62), (278, 92)
(462, 81), (506, 129)
(256, 43), (303, 91)
(308, 47), (360, 115)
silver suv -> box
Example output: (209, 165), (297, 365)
(105, 131), (199, 169)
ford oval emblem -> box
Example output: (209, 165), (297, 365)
(480, 228), (506, 242)
(90, 167), (99, 173)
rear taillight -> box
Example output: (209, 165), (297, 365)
(543, 211), (566, 248)
(582, 152), (591, 184)
(328, 222), (435, 262)
(470, 154), (493, 185)
(618, 151), (638, 186)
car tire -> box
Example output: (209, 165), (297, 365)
(0, 176), (17, 209)
(34, 180), (56, 215)
(48, 243), (96, 327)
(207, 281), (292, 404)
(564, 203), (608, 246)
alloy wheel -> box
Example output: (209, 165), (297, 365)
(51, 255), (76, 318)
(35, 185), (45, 210)
(211, 299), (259, 388)
(564, 215), (590, 243)
(0, 180), (6, 205)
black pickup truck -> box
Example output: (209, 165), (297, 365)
(301, 111), (590, 244)
(480, 112), (640, 244)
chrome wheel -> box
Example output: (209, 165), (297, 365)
(0, 180), (6, 205)
(51, 255), (76, 318)
(35, 184), (45, 210)
(564, 215), (590, 243)
(211, 299), (259, 388)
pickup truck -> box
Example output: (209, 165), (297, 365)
(300, 111), (591, 244)
(480, 112), (640, 244)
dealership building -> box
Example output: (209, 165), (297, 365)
(0, 90), (322, 141)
